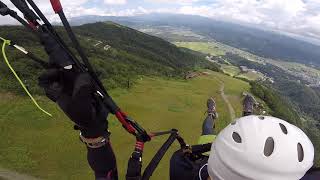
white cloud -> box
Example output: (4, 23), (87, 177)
(0, 16), (19, 25)
(175, 0), (320, 39)
(147, 0), (199, 4)
(0, 0), (91, 23)
(0, 0), (320, 40)
(104, 0), (127, 5)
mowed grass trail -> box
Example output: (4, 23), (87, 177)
(0, 72), (250, 180)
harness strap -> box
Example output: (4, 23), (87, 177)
(1, 37), (52, 117)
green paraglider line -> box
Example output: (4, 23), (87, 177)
(1, 37), (52, 117)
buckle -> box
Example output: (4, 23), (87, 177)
(79, 133), (109, 148)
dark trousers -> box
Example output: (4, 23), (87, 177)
(203, 110), (253, 136)
(243, 111), (253, 117)
(202, 115), (216, 135)
(87, 142), (118, 180)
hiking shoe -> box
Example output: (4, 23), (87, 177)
(207, 97), (217, 118)
(243, 94), (255, 116)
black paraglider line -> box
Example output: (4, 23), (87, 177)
(0, 1), (214, 179)
(2, 0), (148, 140)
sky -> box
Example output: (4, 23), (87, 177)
(0, 0), (320, 40)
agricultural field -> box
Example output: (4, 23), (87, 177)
(0, 71), (252, 180)
(236, 71), (265, 81)
(174, 42), (264, 82)
(220, 64), (241, 77)
(174, 42), (226, 56)
(138, 27), (206, 42)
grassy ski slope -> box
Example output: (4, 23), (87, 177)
(0, 71), (251, 180)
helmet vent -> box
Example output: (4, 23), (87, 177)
(259, 116), (265, 120)
(279, 123), (288, 134)
(231, 121), (237, 125)
(264, 137), (274, 157)
(232, 132), (242, 143)
(297, 143), (304, 162)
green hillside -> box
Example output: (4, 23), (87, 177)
(0, 23), (219, 94)
(0, 72), (250, 180)
(75, 22), (217, 69)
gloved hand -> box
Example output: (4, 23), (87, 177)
(39, 32), (109, 138)
(40, 32), (74, 68)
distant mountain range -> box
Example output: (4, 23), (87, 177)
(70, 13), (320, 67)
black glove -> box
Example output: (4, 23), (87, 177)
(39, 33), (109, 138)
(38, 68), (63, 101)
(40, 32), (74, 68)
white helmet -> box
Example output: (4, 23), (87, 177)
(207, 115), (314, 180)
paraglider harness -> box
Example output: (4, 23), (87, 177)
(0, 0), (212, 179)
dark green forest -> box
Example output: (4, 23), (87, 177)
(0, 22), (219, 94)
(250, 82), (300, 125)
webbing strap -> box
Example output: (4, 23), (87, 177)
(1, 36), (52, 117)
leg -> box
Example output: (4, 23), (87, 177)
(87, 142), (118, 180)
(202, 97), (218, 135)
(243, 94), (255, 116)
(80, 128), (118, 180)
(243, 111), (253, 116)
(202, 115), (216, 135)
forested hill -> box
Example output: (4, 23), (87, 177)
(75, 22), (207, 69)
(73, 22), (220, 77)
(0, 22), (218, 93)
